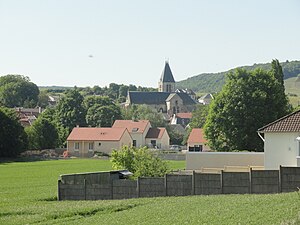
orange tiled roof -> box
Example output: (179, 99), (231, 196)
(145, 127), (166, 139)
(176, 113), (192, 119)
(187, 128), (207, 143)
(258, 110), (300, 132)
(112, 120), (150, 133)
(67, 127), (127, 141)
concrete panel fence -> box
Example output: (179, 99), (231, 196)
(58, 166), (300, 201)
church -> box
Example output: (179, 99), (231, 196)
(125, 61), (197, 117)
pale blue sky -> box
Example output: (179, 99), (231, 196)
(0, 0), (299, 87)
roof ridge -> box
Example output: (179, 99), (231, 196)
(258, 109), (300, 132)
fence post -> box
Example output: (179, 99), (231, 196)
(137, 177), (140, 198)
(84, 178), (86, 200)
(57, 180), (62, 201)
(220, 170), (223, 194)
(165, 174), (168, 196)
(279, 165), (282, 193)
(249, 167), (252, 194)
(192, 170), (195, 195)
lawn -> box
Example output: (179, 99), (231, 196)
(0, 159), (300, 225)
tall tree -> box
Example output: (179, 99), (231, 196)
(204, 66), (290, 152)
(86, 104), (122, 127)
(26, 117), (58, 150)
(56, 88), (86, 132)
(0, 75), (39, 107)
(0, 107), (28, 157)
(123, 104), (166, 128)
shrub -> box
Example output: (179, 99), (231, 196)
(111, 146), (169, 178)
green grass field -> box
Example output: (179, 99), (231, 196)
(0, 159), (300, 225)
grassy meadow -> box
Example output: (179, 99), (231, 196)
(1, 159), (300, 225)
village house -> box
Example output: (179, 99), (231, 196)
(15, 107), (43, 127)
(171, 112), (192, 128)
(67, 120), (171, 157)
(67, 127), (132, 157)
(198, 93), (214, 105)
(125, 61), (197, 117)
(145, 127), (170, 149)
(112, 120), (170, 149)
(187, 128), (210, 152)
(258, 109), (300, 170)
(112, 120), (151, 148)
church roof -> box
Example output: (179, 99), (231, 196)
(128, 91), (196, 106)
(166, 93), (197, 105)
(160, 61), (175, 83)
(128, 92), (170, 105)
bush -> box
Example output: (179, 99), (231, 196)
(111, 146), (169, 179)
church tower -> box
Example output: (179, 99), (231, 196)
(158, 61), (175, 92)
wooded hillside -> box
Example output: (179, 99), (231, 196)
(177, 60), (300, 93)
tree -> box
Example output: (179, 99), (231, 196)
(0, 107), (28, 157)
(37, 90), (49, 108)
(123, 104), (166, 128)
(111, 146), (169, 178)
(204, 67), (290, 152)
(26, 117), (58, 150)
(86, 104), (122, 127)
(56, 88), (86, 132)
(0, 75), (39, 107)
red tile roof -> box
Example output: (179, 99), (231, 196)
(258, 110), (300, 132)
(145, 127), (166, 139)
(67, 127), (128, 141)
(112, 120), (150, 133)
(176, 113), (192, 119)
(187, 128), (207, 143)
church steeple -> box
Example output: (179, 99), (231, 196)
(158, 61), (175, 92)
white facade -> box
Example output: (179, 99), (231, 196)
(264, 132), (300, 170)
(186, 152), (264, 170)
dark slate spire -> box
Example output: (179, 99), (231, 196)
(160, 61), (175, 82)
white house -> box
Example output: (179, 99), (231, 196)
(258, 110), (300, 170)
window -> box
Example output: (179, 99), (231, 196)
(151, 140), (156, 147)
(133, 140), (137, 147)
(74, 142), (79, 150)
(88, 143), (94, 150)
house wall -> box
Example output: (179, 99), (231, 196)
(187, 142), (210, 151)
(67, 131), (133, 157)
(186, 152), (264, 170)
(130, 123), (151, 147)
(264, 132), (299, 170)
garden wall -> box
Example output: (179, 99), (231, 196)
(58, 167), (300, 201)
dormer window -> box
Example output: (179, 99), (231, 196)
(132, 128), (139, 132)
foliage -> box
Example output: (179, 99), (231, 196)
(123, 104), (166, 128)
(204, 65), (290, 151)
(166, 125), (184, 145)
(177, 60), (300, 93)
(0, 107), (28, 157)
(37, 90), (49, 108)
(56, 88), (86, 132)
(0, 75), (39, 107)
(25, 117), (59, 150)
(111, 146), (169, 178)
(0, 159), (299, 224)
(85, 96), (122, 127)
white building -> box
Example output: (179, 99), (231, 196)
(258, 110), (300, 170)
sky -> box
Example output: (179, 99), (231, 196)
(0, 0), (299, 88)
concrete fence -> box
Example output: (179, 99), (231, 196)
(58, 166), (300, 201)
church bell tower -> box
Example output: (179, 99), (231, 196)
(158, 61), (175, 93)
